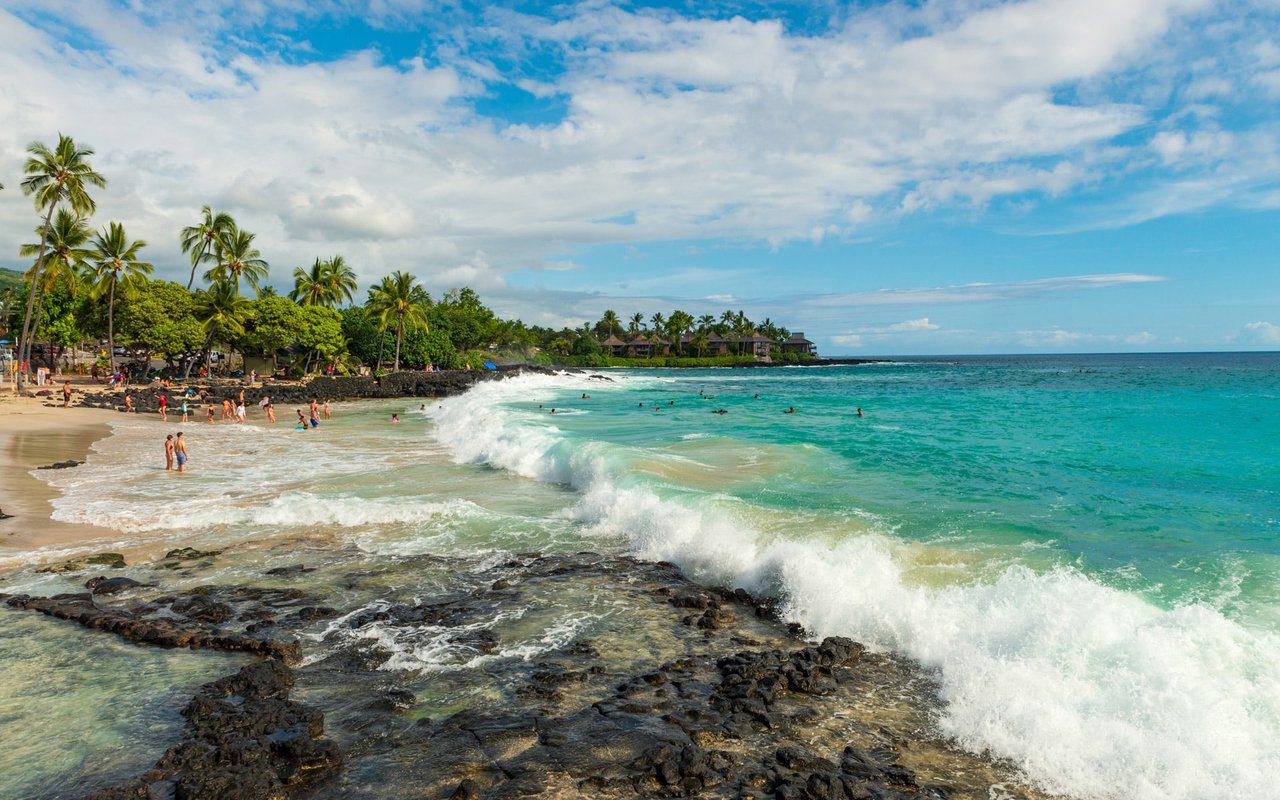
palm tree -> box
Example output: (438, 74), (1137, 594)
(628, 312), (645, 335)
(19, 209), (91, 366)
(204, 224), (268, 296)
(16, 134), (106, 382)
(290, 258), (328, 306)
(87, 222), (152, 370)
(667, 310), (694, 356)
(367, 271), (430, 371)
(321, 255), (357, 307)
(179, 207), (234, 290)
(598, 309), (621, 337)
(190, 280), (250, 378)
(697, 314), (715, 332)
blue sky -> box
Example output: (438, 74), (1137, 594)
(1, 0), (1278, 354)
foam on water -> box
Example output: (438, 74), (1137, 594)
(429, 372), (1280, 800)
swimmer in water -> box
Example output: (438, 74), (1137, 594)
(392, 413), (399, 423)
(784, 407), (796, 414)
(856, 407), (864, 417)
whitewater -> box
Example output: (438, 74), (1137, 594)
(17, 354), (1280, 799)
(426, 358), (1280, 800)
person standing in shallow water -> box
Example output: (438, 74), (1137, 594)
(164, 434), (175, 471)
(175, 432), (189, 473)
(323, 400), (331, 420)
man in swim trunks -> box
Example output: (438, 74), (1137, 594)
(175, 431), (188, 473)
(164, 434), (175, 471)
(62, 381), (73, 408)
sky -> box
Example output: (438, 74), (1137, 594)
(1, 0), (1278, 355)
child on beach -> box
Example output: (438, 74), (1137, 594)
(180, 398), (189, 423)
(157, 393), (167, 421)
(295, 409), (308, 429)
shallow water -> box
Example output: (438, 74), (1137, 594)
(4, 353), (1279, 799)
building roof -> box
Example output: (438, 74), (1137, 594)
(601, 335), (627, 347)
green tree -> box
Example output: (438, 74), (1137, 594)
(296, 305), (345, 373)
(179, 207), (234, 290)
(86, 222), (152, 369)
(367, 271), (430, 371)
(628, 312), (645, 335)
(242, 295), (303, 369)
(290, 258), (328, 307)
(204, 224), (268, 296)
(596, 309), (621, 337)
(117, 279), (203, 367)
(18, 208), (91, 364)
(190, 280), (250, 377)
(16, 134), (106, 380)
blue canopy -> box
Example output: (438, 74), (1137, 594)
(482, 361), (497, 370)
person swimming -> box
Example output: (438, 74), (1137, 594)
(392, 413), (399, 423)
(856, 407), (864, 417)
(784, 407), (796, 414)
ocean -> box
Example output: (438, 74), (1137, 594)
(4, 352), (1278, 799)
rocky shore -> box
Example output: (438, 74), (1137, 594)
(59, 365), (563, 414)
(2, 545), (1045, 800)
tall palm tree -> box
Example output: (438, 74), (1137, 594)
(290, 258), (328, 306)
(628, 312), (645, 335)
(179, 206), (234, 290)
(697, 314), (715, 332)
(322, 255), (357, 308)
(367, 271), (430, 371)
(190, 280), (250, 378)
(19, 209), (91, 365)
(204, 224), (268, 296)
(292, 255), (359, 308)
(16, 134), (106, 381)
(598, 309), (621, 337)
(667, 310), (694, 356)
(87, 222), (152, 370)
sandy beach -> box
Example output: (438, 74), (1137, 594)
(0, 391), (121, 561)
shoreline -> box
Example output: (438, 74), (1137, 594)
(0, 395), (121, 561)
(0, 370), (1056, 799)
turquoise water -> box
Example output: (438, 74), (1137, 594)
(13, 352), (1280, 800)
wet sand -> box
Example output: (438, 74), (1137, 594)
(0, 394), (120, 559)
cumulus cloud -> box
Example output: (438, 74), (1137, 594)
(798, 273), (1166, 308)
(1016, 328), (1157, 348)
(887, 317), (939, 332)
(830, 334), (864, 348)
(0, 0), (1248, 301)
(1243, 321), (1280, 344)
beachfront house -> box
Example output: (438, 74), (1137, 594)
(625, 335), (662, 358)
(781, 332), (816, 356)
(601, 334), (628, 357)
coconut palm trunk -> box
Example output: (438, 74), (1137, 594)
(394, 319), (404, 372)
(16, 204), (56, 384)
(106, 276), (117, 371)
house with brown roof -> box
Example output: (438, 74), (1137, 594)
(601, 334), (628, 356)
(625, 334), (663, 358)
(781, 332), (816, 356)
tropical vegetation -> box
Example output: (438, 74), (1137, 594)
(4, 132), (814, 384)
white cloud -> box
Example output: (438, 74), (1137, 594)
(887, 317), (939, 332)
(1243, 320), (1280, 344)
(1015, 328), (1158, 348)
(0, 0), (1238, 296)
(830, 334), (864, 348)
(798, 273), (1167, 308)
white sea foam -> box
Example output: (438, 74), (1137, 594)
(429, 373), (1280, 800)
